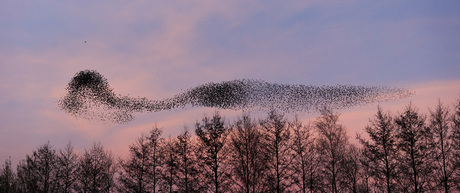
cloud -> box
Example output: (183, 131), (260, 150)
(339, 79), (460, 143)
(1, 0), (459, 169)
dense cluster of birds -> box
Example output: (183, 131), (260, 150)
(59, 70), (414, 123)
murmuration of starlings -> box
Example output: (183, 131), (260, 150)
(58, 70), (414, 123)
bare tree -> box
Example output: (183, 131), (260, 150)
(75, 142), (117, 193)
(118, 126), (165, 193)
(291, 117), (321, 193)
(358, 148), (372, 193)
(358, 106), (399, 193)
(451, 98), (460, 191)
(429, 100), (455, 192)
(11, 98), (460, 193)
(174, 129), (201, 193)
(0, 157), (17, 193)
(118, 133), (153, 193)
(259, 110), (293, 193)
(55, 142), (79, 193)
(229, 114), (268, 193)
(148, 126), (165, 193)
(160, 137), (178, 193)
(342, 145), (362, 193)
(315, 109), (348, 193)
(395, 103), (433, 193)
(16, 159), (37, 192)
(195, 112), (231, 193)
(15, 142), (58, 193)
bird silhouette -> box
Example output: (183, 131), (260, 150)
(59, 70), (414, 123)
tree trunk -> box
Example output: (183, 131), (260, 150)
(410, 143), (418, 193)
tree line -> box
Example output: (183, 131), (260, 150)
(1, 98), (460, 193)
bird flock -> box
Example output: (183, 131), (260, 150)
(59, 70), (414, 123)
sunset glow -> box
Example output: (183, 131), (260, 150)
(1, 2), (459, 191)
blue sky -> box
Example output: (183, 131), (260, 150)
(1, 1), (459, 165)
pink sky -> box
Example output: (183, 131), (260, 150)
(1, 1), (459, 166)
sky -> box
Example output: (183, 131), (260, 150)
(1, 1), (459, 166)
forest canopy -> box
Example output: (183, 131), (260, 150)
(2, 98), (460, 193)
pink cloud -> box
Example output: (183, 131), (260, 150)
(339, 80), (460, 144)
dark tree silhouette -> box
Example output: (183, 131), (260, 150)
(291, 117), (321, 193)
(16, 142), (57, 193)
(7, 97), (460, 193)
(75, 142), (117, 193)
(451, 98), (460, 191)
(229, 114), (268, 193)
(315, 109), (348, 193)
(174, 129), (201, 193)
(342, 145), (362, 193)
(359, 106), (399, 193)
(118, 133), (153, 193)
(260, 110), (293, 193)
(429, 100), (455, 192)
(148, 126), (165, 193)
(358, 148), (372, 193)
(0, 158), (17, 193)
(55, 142), (79, 193)
(395, 103), (433, 193)
(195, 112), (231, 193)
(160, 137), (178, 193)
(16, 159), (36, 192)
